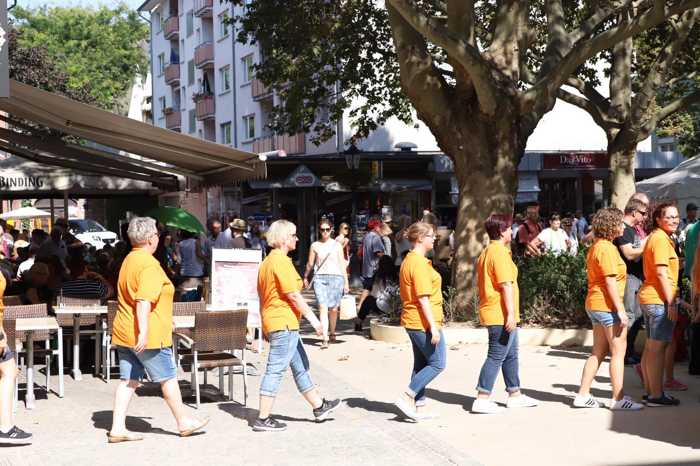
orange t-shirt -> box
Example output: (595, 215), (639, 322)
(112, 248), (175, 349)
(257, 248), (303, 335)
(477, 241), (520, 326)
(585, 239), (626, 312)
(639, 229), (679, 305)
(399, 251), (443, 331)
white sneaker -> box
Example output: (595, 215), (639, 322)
(471, 398), (503, 414)
(415, 410), (439, 420)
(609, 398), (644, 411)
(573, 395), (601, 408)
(394, 397), (418, 420)
(506, 394), (539, 408)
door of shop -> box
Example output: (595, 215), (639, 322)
(539, 178), (578, 215)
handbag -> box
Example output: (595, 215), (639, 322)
(339, 294), (357, 320)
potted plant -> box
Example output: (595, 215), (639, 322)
(369, 284), (408, 343)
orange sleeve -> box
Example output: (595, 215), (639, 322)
(136, 264), (164, 304)
(412, 261), (433, 297)
(274, 260), (301, 295)
(597, 245), (618, 276)
(651, 237), (671, 267)
(493, 249), (516, 284)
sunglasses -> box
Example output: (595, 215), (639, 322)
(637, 210), (648, 216)
(320, 228), (331, 232)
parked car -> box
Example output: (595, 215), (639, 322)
(68, 219), (117, 250)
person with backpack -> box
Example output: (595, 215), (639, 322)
(357, 218), (386, 312)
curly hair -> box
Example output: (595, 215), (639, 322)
(592, 207), (623, 240)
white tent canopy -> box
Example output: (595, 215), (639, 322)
(636, 155), (700, 213)
(0, 206), (51, 220)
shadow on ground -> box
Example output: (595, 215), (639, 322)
(609, 406), (700, 450)
(91, 410), (180, 437)
(217, 403), (319, 427)
(343, 397), (412, 422)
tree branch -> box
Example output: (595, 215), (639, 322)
(570, 0), (635, 43)
(557, 88), (612, 130)
(525, 0), (700, 115)
(540, 0), (571, 76)
(387, 0), (501, 115)
(488, 0), (528, 81)
(657, 89), (700, 122)
(447, 0), (474, 46)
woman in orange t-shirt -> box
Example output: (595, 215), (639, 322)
(574, 208), (643, 410)
(394, 222), (446, 421)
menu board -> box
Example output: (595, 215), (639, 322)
(211, 248), (262, 328)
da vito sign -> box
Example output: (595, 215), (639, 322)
(542, 152), (609, 170)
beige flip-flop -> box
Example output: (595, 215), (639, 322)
(179, 417), (210, 437)
(107, 431), (144, 443)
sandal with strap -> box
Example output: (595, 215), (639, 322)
(107, 431), (144, 443)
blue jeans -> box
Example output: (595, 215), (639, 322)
(477, 326), (520, 394)
(406, 329), (446, 403)
(117, 346), (177, 383)
(260, 330), (314, 397)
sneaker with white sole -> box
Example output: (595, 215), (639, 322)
(394, 396), (419, 420)
(506, 394), (539, 408)
(252, 417), (287, 432)
(471, 398), (504, 414)
(0, 426), (33, 445)
(313, 398), (341, 422)
(573, 395), (601, 408)
(609, 398), (644, 410)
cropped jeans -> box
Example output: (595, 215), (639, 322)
(260, 330), (314, 397)
(406, 329), (446, 404)
(477, 326), (520, 394)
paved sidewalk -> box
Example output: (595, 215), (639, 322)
(5, 319), (700, 466)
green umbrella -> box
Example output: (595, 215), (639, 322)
(146, 206), (205, 234)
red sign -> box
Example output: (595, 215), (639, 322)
(542, 152), (609, 170)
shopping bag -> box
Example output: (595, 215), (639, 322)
(339, 294), (357, 320)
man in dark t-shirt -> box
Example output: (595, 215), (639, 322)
(613, 198), (649, 364)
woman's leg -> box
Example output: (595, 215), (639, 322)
(663, 340), (677, 383)
(577, 325), (609, 397)
(318, 305), (329, 343)
(645, 339), (667, 398)
(259, 331), (296, 418)
(0, 358), (17, 431)
(477, 326), (509, 398)
(500, 328), (522, 397)
(288, 335), (322, 408)
(603, 323), (627, 401)
(328, 308), (338, 339)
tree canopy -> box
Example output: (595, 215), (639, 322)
(11, 3), (149, 113)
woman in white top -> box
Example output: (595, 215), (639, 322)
(303, 220), (350, 348)
(529, 213), (572, 255)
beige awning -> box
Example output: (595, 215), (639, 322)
(0, 80), (266, 185)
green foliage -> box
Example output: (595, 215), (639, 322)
(515, 250), (590, 328)
(11, 3), (149, 113)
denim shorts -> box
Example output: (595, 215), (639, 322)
(587, 310), (621, 328)
(641, 304), (675, 342)
(0, 347), (15, 364)
(117, 346), (177, 383)
(313, 274), (344, 308)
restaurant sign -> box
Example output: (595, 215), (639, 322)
(0, 176), (46, 190)
(542, 152), (609, 170)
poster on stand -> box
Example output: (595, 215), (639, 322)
(211, 248), (262, 328)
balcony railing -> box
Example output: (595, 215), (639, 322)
(164, 63), (180, 86)
(195, 42), (214, 68)
(195, 95), (215, 120)
(252, 133), (306, 156)
(163, 16), (179, 40)
(252, 78), (271, 99)
(165, 110), (181, 131)
(194, 0), (213, 17)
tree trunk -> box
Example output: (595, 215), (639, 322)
(445, 119), (522, 317)
(609, 145), (637, 209)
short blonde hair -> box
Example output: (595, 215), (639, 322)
(592, 208), (623, 240)
(266, 219), (296, 248)
(127, 217), (157, 245)
(406, 221), (433, 243)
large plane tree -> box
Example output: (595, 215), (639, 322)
(232, 0), (700, 311)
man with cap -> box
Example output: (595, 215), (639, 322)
(212, 218), (250, 249)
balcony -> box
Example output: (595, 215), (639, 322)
(252, 78), (271, 100)
(194, 0), (213, 17)
(163, 16), (179, 40)
(165, 109), (181, 131)
(252, 133), (306, 156)
(194, 42), (214, 68)
(195, 95), (215, 120)
(164, 63), (180, 86)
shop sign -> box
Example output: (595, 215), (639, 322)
(0, 176), (46, 190)
(543, 152), (609, 170)
(286, 164), (320, 187)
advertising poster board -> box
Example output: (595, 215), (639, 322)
(211, 248), (262, 328)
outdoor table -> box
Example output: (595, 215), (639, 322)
(54, 305), (108, 381)
(15, 317), (64, 409)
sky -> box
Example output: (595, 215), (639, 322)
(15, 0), (144, 10)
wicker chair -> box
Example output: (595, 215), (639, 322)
(3, 303), (63, 405)
(178, 309), (248, 408)
(172, 301), (206, 362)
(102, 301), (119, 381)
